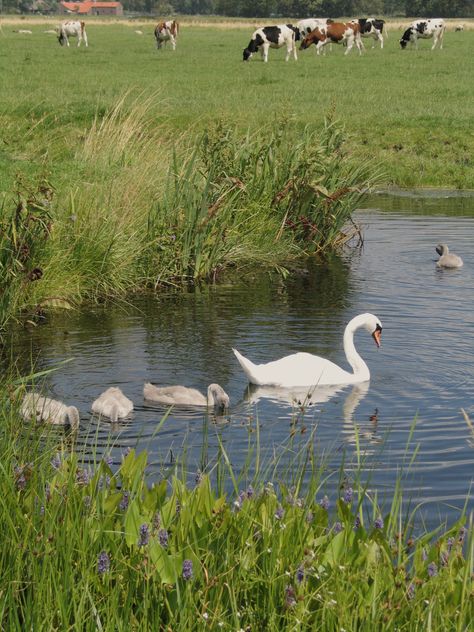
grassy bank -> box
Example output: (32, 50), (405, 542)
(0, 21), (473, 191)
(1, 386), (472, 630)
(0, 100), (376, 331)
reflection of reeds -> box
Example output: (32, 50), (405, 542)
(1, 387), (472, 629)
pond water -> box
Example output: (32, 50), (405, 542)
(9, 192), (474, 527)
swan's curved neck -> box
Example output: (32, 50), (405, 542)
(343, 316), (370, 381)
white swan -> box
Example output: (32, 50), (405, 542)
(21, 393), (80, 429)
(436, 244), (463, 268)
(233, 313), (382, 387)
(143, 382), (230, 412)
(91, 387), (133, 422)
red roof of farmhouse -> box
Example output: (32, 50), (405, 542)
(61, 1), (122, 12)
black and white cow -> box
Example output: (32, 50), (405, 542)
(57, 20), (88, 47)
(243, 25), (298, 62)
(400, 18), (445, 50)
(352, 18), (386, 49)
(296, 18), (333, 39)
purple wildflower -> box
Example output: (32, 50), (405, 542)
(305, 510), (314, 524)
(447, 537), (454, 553)
(440, 551), (449, 567)
(421, 548), (428, 562)
(195, 470), (203, 486)
(51, 454), (62, 470)
(152, 511), (161, 531)
(97, 551), (110, 575)
(374, 516), (384, 530)
(407, 582), (415, 600)
(459, 526), (467, 544)
(97, 474), (110, 489)
(102, 454), (113, 467)
(319, 495), (329, 510)
(83, 495), (92, 508)
(354, 515), (361, 530)
(14, 466), (27, 491)
(343, 487), (353, 504)
(182, 559), (193, 581)
(285, 585), (297, 608)
(275, 505), (284, 521)
(427, 562), (438, 577)
(296, 566), (304, 584)
(333, 521), (343, 534)
(122, 446), (132, 459)
(246, 484), (254, 499)
(119, 491), (130, 512)
(158, 529), (169, 548)
(138, 524), (150, 547)
(76, 468), (90, 486)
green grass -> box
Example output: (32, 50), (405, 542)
(0, 22), (473, 190)
(1, 384), (472, 631)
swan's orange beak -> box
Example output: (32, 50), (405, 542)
(372, 328), (382, 348)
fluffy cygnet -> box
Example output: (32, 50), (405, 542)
(143, 382), (230, 412)
(92, 387), (134, 422)
(436, 243), (463, 268)
(21, 393), (80, 429)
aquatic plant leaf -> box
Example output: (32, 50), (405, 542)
(149, 542), (176, 584)
(124, 498), (145, 548)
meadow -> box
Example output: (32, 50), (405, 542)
(1, 18), (474, 630)
(0, 19), (473, 192)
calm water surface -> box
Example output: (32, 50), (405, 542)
(9, 194), (474, 526)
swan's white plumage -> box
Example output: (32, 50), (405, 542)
(92, 387), (133, 422)
(233, 313), (382, 387)
(143, 383), (230, 411)
(21, 393), (80, 428)
(435, 244), (463, 268)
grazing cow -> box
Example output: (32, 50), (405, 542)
(352, 18), (386, 48)
(399, 19), (445, 50)
(300, 22), (363, 56)
(296, 18), (334, 55)
(57, 21), (88, 47)
(154, 20), (179, 50)
(243, 24), (298, 62)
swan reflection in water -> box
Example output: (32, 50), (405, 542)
(244, 381), (370, 422)
(244, 381), (382, 447)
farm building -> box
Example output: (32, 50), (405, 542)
(60, 1), (123, 16)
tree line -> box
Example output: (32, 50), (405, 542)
(4, 0), (473, 18)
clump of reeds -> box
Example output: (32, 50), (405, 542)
(0, 96), (380, 327)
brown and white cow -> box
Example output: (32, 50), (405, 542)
(154, 20), (179, 50)
(300, 22), (363, 56)
(57, 21), (88, 47)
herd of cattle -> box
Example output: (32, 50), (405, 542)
(243, 18), (449, 61)
(54, 17), (455, 60)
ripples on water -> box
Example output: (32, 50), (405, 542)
(8, 194), (474, 526)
